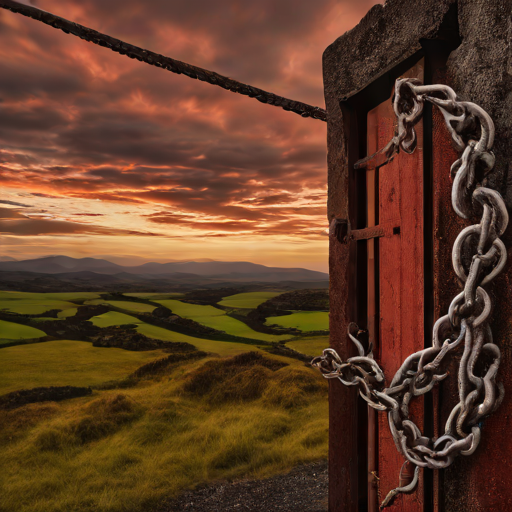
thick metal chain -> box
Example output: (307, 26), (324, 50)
(312, 78), (508, 509)
(0, 0), (327, 122)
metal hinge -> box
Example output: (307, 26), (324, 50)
(329, 218), (400, 244)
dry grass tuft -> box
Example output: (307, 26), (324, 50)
(33, 394), (145, 450)
(72, 394), (144, 444)
(208, 366), (273, 404)
(183, 351), (286, 397)
(183, 352), (325, 409)
(262, 367), (326, 409)
(0, 402), (60, 445)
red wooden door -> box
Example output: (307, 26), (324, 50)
(365, 60), (425, 512)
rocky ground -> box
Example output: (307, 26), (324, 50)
(155, 460), (328, 512)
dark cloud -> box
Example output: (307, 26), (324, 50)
(0, 217), (158, 237)
(0, 207), (28, 219)
(0, 0), (380, 262)
(0, 200), (32, 207)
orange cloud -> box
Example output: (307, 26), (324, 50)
(0, 0), (381, 270)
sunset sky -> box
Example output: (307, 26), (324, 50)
(0, 0), (380, 271)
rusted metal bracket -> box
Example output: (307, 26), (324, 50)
(329, 218), (400, 244)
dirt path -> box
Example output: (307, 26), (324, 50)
(155, 460), (328, 512)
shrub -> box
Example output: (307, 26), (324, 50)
(182, 352), (287, 402)
(72, 394), (144, 444)
(130, 351), (207, 379)
(208, 366), (272, 404)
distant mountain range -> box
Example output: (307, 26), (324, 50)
(0, 256), (328, 292)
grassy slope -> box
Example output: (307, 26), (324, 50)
(0, 320), (46, 343)
(0, 357), (327, 512)
(286, 336), (330, 357)
(89, 312), (142, 328)
(218, 292), (283, 309)
(0, 340), (166, 394)
(0, 298), (79, 315)
(266, 311), (329, 332)
(156, 299), (291, 342)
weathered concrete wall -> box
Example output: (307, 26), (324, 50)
(324, 0), (512, 510)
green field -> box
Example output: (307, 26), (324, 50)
(81, 300), (157, 314)
(218, 291), (283, 309)
(286, 336), (330, 357)
(103, 300), (156, 313)
(0, 339), (167, 394)
(58, 308), (78, 318)
(0, 291), (101, 301)
(155, 300), (291, 342)
(0, 298), (78, 315)
(0, 320), (46, 343)
(89, 312), (142, 328)
(266, 311), (329, 332)
(83, 299), (108, 306)
(136, 323), (265, 357)
(124, 292), (184, 299)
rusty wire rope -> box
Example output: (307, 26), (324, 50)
(312, 78), (508, 508)
(0, 0), (327, 122)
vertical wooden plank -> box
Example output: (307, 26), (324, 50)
(370, 61), (425, 512)
(326, 97), (361, 511)
(367, 115), (378, 512)
(432, 73), (512, 512)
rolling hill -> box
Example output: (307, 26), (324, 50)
(0, 256), (328, 292)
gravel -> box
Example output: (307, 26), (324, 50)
(155, 460), (328, 512)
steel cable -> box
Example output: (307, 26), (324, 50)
(0, 0), (327, 122)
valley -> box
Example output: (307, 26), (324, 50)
(0, 284), (330, 512)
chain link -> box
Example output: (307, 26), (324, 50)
(312, 78), (508, 509)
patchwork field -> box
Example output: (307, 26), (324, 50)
(0, 291), (101, 301)
(102, 300), (157, 313)
(0, 320), (46, 344)
(156, 299), (291, 342)
(0, 339), (167, 394)
(266, 311), (329, 332)
(136, 323), (266, 357)
(0, 298), (78, 315)
(0, 291), (101, 316)
(286, 336), (330, 357)
(57, 307), (78, 318)
(89, 311), (142, 328)
(0, 288), (329, 512)
(124, 292), (184, 299)
(218, 291), (283, 309)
